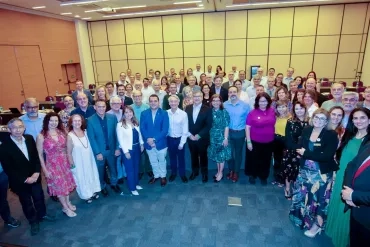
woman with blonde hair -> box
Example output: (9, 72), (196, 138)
(290, 108), (339, 238)
(182, 87), (194, 110)
(94, 85), (111, 111)
(116, 105), (144, 196)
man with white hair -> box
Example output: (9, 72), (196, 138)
(257, 68), (268, 88)
(19, 98), (46, 141)
(206, 65), (215, 80)
(342, 92), (359, 127)
(107, 96), (126, 184)
(167, 95), (189, 183)
(283, 67), (294, 89)
(193, 64), (203, 83)
(231, 65), (239, 80)
(321, 83), (344, 111)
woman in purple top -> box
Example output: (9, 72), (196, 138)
(245, 92), (276, 185)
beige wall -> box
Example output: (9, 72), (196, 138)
(87, 3), (370, 85)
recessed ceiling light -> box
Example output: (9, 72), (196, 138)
(82, 17), (92, 20)
(198, 4), (204, 7)
(75, 15), (80, 18)
(103, 7), (204, 18)
(114, 5), (147, 10)
(174, 1), (202, 4)
(61, 12), (73, 15)
(60, 0), (108, 6)
(32, 6), (46, 9)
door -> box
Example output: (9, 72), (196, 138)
(0, 46), (25, 109)
(14, 46), (48, 99)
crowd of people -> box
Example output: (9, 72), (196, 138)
(0, 64), (370, 247)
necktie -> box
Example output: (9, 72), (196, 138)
(121, 98), (125, 109)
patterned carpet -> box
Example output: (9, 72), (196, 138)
(0, 170), (334, 247)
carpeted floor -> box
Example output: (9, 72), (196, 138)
(0, 170), (334, 247)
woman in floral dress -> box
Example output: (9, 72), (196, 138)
(207, 94), (231, 182)
(280, 102), (309, 199)
(289, 109), (339, 238)
(36, 112), (76, 217)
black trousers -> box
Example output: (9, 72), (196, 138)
(246, 140), (273, 180)
(350, 215), (370, 246)
(228, 130), (246, 174)
(188, 138), (209, 175)
(273, 135), (286, 183)
(0, 172), (11, 222)
(16, 183), (46, 224)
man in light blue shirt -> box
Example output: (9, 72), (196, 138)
(283, 67), (294, 90)
(224, 86), (250, 182)
(19, 98), (45, 141)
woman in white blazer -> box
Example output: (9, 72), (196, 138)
(116, 105), (144, 196)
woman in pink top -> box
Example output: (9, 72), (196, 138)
(245, 92), (276, 185)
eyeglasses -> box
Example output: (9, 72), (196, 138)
(343, 98), (356, 103)
(26, 106), (38, 110)
(313, 116), (327, 121)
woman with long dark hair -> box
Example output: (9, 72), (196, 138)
(326, 108), (370, 247)
(208, 94), (231, 182)
(275, 73), (288, 89)
(327, 106), (345, 138)
(116, 105), (144, 196)
(36, 112), (76, 217)
(245, 93), (276, 185)
(280, 102), (309, 199)
(201, 84), (213, 106)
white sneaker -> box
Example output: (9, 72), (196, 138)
(136, 185), (143, 190)
(131, 190), (139, 196)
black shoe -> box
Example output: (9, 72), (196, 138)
(5, 217), (21, 228)
(169, 174), (176, 182)
(147, 171), (154, 178)
(261, 179), (267, 186)
(189, 172), (199, 180)
(101, 188), (109, 197)
(40, 214), (56, 222)
(117, 178), (124, 184)
(111, 185), (121, 193)
(30, 222), (40, 236)
(249, 176), (256, 184)
(161, 177), (167, 187)
(148, 177), (159, 184)
(139, 173), (144, 180)
(50, 196), (58, 202)
(202, 175), (208, 183)
(181, 176), (188, 183)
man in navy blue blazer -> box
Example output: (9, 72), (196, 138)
(71, 80), (93, 107)
(140, 94), (169, 187)
(87, 100), (121, 196)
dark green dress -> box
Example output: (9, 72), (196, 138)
(326, 137), (363, 247)
(207, 109), (231, 163)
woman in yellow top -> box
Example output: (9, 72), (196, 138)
(272, 100), (291, 186)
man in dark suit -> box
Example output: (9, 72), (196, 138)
(342, 141), (370, 246)
(117, 84), (133, 107)
(162, 82), (184, 110)
(0, 118), (55, 236)
(174, 75), (185, 94)
(211, 76), (228, 102)
(87, 100), (121, 196)
(71, 80), (94, 107)
(185, 91), (212, 183)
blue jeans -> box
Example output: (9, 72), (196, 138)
(167, 137), (185, 176)
(0, 172), (11, 222)
(121, 145), (141, 192)
(95, 150), (118, 188)
(117, 156), (127, 179)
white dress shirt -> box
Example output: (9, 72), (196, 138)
(241, 80), (251, 92)
(192, 103), (202, 123)
(206, 71), (215, 80)
(233, 71), (239, 81)
(193, 70), (204, 83)
(260, 76), (268, 88)
(307, 104), (319, 117)
(10, 136), (29, 160)
(155, 90), (167, 108)
(239, 91), (250, 104)
(142, 86), (155, 104)
(167, 108), (189, 148)
(246, 85), (257, 98)
(283, 77), (293, 90)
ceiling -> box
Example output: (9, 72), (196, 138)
(0, 0), (369, 21)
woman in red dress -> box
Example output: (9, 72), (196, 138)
(36, 112), (76, 217)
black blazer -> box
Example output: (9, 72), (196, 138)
(122, 96), (133, 106)
(177, 83), (185, 94)
(185, 104), (212, 141)
(299, 126), (339, 174)
(343, 141), (370, 229)
(0, 134), (41, 194)
(317, 92), (328, 107)
(210, 85), (228, 102)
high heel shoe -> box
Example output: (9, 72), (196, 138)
(284, 188), (292, 200)
(62, 208), (77, 217)
(214, 174), (223, 183)
(67, 202), (76, 211)
(304, 227), (322, 238)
